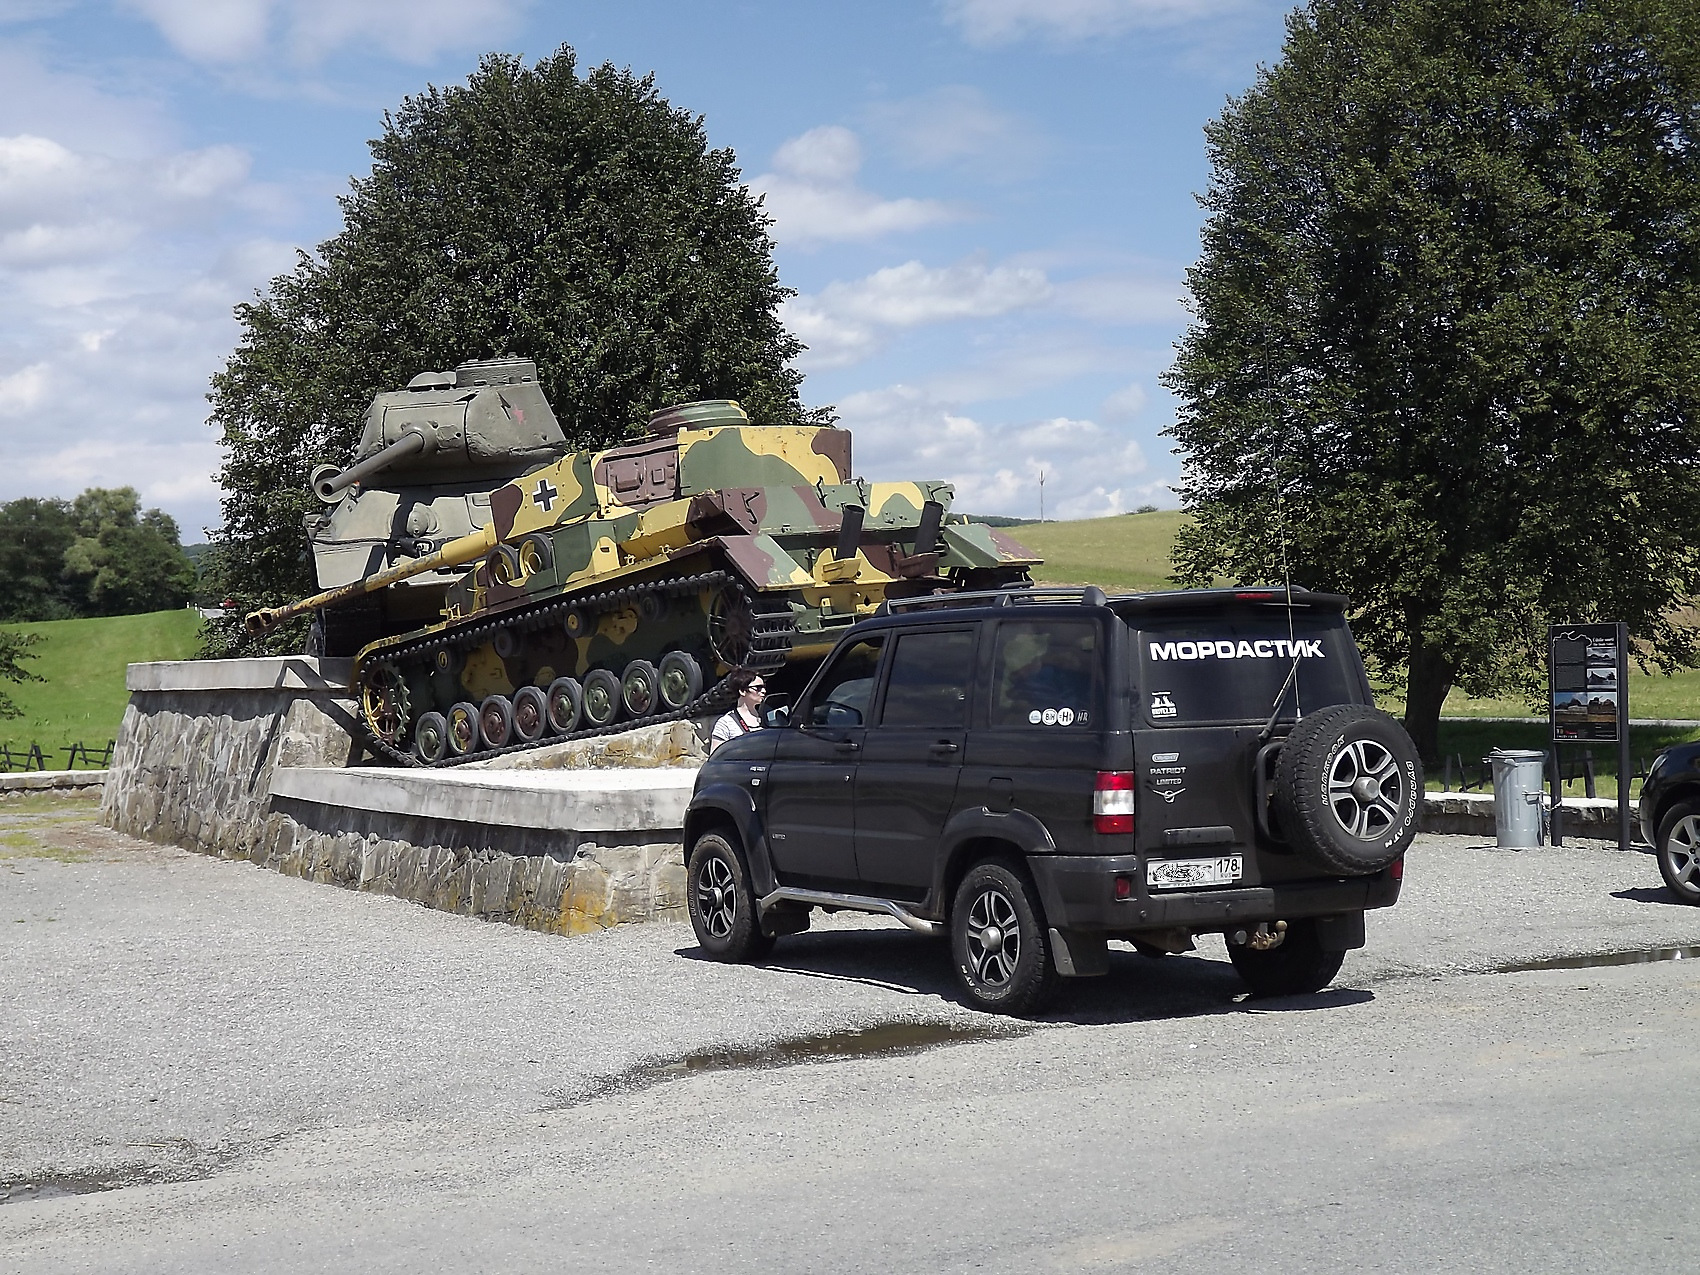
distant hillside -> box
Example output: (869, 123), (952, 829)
(1012, 511), (1188, 593)
(1, 609), (202, 755)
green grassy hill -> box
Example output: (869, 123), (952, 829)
(1013, 510), (1188, 593)
(1, 609), (203, 762)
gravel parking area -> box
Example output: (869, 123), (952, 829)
(5, 793), (1699, 1190)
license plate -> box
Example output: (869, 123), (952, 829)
(1145, 855), (1243, 890)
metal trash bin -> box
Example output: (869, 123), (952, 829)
(1486, 748), (1547, 849)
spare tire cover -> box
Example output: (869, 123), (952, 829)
(1272, 704), (1422, 875)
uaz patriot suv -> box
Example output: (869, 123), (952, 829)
(684, 586), (1420, 1014)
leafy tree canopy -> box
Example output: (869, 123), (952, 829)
(207, 47), (814, 655)
(0, 489), (197, 622)
(1164, 0), (1700, 761)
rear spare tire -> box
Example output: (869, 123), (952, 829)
(1273, 704), (1420, 875)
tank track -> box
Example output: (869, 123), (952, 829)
(354, 570), (795, 768)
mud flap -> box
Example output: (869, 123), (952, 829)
(1315, 911), (1367, 951)
(1049, 927), (1109, 977)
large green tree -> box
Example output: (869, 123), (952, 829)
(0, 629), (39, 720)
(1164, 0), (1700, 762)
(207, 47), (815, 655)
(0, 498), (80, 622)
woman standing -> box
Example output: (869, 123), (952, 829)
(710, 671), (767, 751)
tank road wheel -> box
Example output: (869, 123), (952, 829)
(413, 711), (449, 764)
(582, 669), (622, 728)
(358, 661), (410, 748)
(707, 584), (757, 667)
(511, 685), (548, 743)
(545, 677), (583, 734)
(446, 702), (480, 756)
(622, 660), (660, 718)
(564, 608), (590, 640)
(658, 651), (704, 711)
(479, 695), (515, 749)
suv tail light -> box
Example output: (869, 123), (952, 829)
(1094, 772), (1136, 834)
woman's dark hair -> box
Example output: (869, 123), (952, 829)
(729, 669), (760, 694)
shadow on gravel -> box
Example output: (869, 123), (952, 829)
(1610, 887), (1691, 906)
(678, 930), (1376, 1027)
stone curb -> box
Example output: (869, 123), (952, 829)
(1, 770), (108, 793)
(268, 766), (696, 833)
(126, 657), (354, 693)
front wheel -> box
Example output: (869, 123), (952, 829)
(1227, 918), (1344, 997)
(950, 861), (1056, 1016)
(1655, 800), (1700, 905)
(686, 832), (774, 962)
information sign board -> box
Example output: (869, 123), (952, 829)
(1550, 623), (1624, 743)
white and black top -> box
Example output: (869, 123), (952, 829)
(710, 705), (762, 751)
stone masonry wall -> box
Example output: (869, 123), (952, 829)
(100, 659), (692, 933)
(257, 800), (685, 933)
(102, 685), (358, 858)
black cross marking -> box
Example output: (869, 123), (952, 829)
(532, 479), (558, 512)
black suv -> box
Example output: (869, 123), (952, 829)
(684, 586), (1420, 1014)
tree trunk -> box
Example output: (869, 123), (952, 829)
(1403, 636), (1455, 769)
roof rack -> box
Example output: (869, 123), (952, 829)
(877, 585), (1108, 616)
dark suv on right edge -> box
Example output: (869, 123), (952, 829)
(685, 586), (1421, 1015)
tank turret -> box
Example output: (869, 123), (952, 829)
(302, 356), (572, 654)
(252, 391), (1041, 766)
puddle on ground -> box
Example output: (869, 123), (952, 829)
(0, 1168), (161, 1206)
(1500, 945), (1700, 973)
(557, 1021), (1022, 1108)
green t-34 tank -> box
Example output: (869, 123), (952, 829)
(248, 396), (1039, 766)
(303, 355), (572, 655)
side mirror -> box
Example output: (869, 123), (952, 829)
(764, 702), (791, 728)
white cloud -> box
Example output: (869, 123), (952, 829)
(0, 45), (174, 157)
(868, 86), (1046, 179)
(787, 258), (1052, 369)
(1100, 381), (1148, 420)
(119, 0), (528, 66)
(836, 384), (1156, 520)
(749, 126), (957, 246)
(0, 118), (285, 537)
(942, 0), (1244, 45)
(1053, 271), (1185, 324)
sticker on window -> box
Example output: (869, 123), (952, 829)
(1151, 692), (1177, 718)
(1027, 706), (1084, 727)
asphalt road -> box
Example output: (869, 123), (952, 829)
(4, 793), (1700, 1272)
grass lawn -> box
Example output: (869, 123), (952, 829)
(1013, 510), (1189, 593)
(1, 609), (203, 764)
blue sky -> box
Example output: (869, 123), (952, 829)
(0, 0), (1294, 539)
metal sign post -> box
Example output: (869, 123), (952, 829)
(1549, 621), (1631, 851)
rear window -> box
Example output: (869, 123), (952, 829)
(1135, 611), (1362, 725)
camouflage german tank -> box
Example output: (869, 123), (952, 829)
(248, 396), (1040, 766)
(302, 356), (572, 655)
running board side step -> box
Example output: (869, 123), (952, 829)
(758, 886), (945, 936)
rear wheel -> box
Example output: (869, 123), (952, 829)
(686, 832), (774, 961)
(1656, 800), (1700, 905)
(1227, 919), (1344, 997)
(950, 861), (1056, 1016)
(581, 669), (621, 728)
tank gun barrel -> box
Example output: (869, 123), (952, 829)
(244, 519), (497, 636)
(313, 428), (429, 503)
